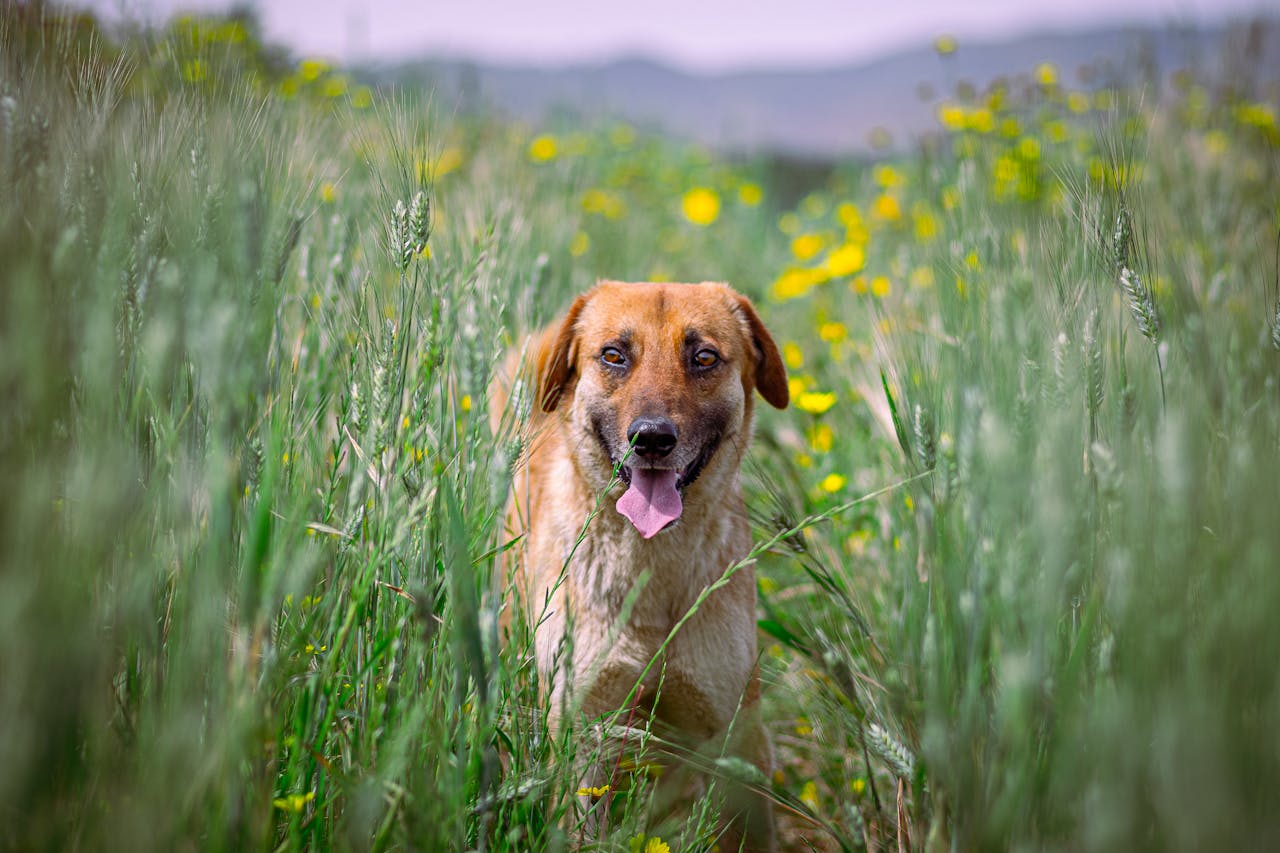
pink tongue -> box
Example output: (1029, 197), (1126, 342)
(616, 469), (683, 538)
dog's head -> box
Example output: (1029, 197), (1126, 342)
(535, 281), (788, 538)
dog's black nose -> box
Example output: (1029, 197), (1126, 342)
(627, 416), (678, 459)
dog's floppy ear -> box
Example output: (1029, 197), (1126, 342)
(537, 293), (589, 413)
(734, 294), (789, 409)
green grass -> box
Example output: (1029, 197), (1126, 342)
(3, 7), (1280, 851)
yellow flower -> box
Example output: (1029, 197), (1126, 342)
(681, 187), (720, 225)
(322, 74), (348, 98)
(1035, 62), (1058, 88)
(1067, 91), (1090, 114)
(821, 473), (847, 493)
(851, 275), (868, 295)
(1018, 136), (1041, 161)
(799, 780), (820, 811)
(912, 203), (938, 243)
(582, 188), (625, 219)
(777, 211), (800, 234)
(576, 784), (610, 798)
(460, 394), (472, 412)
(435, 147), (464, 177)
(630, 836), (671, 853)
(790, 232), (825, 261)
(934, 34), (957, 56)
(273, 791), (315, 813)
(872, 193), (901, 223)
(965, 250), (981, 271)
(771, 267), (826, 301)
(794, 717), (814, 735)
(528, 134), (558, 162)
(569, 231), (590, 257)
(823, 242), (865, 277)
(796, 391), (837, 415)
(850, 777), (867, 795)
(870, 276), (892, 298)
(966, 107), (995, 134)
(938, 103), (966, 131)
(809, 423), (834, 453)
(351, 86), (373, 110)
(299, 58), (328, 81)
(874, 163), (904, 188)
(738, 182), (763, 206)
(819, 321), (847, 343)
(782, 342), (804, 369)
(321, 183), (336, 204)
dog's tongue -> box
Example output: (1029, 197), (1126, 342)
(617, 469), (682, 538)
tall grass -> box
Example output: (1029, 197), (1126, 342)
(3, 6), (1279, 851)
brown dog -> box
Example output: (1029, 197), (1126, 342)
(494, 280), (788, 851)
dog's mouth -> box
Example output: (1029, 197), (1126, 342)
(606, 434), (721, 539)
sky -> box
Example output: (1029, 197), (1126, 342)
(78, 0), (1274, 71)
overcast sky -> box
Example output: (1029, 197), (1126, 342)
(78, 0), (1273, 71)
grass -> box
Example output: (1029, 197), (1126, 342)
(3, 6), (1280, 851)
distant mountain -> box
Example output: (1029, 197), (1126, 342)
(363, 20), (1280, 157)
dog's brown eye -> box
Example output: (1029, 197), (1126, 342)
(693, 349), (720, 368)
(601, 347), (627, 367)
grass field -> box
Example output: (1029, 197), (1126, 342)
(3, 7), (1280, 851)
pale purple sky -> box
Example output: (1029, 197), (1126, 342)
(80, 0), (1272, 71)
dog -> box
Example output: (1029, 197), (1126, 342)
(493, 280), (788, 851)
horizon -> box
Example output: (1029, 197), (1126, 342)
(73, 0), (1273, 73)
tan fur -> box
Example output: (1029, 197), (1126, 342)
(492, 281), (787, 851)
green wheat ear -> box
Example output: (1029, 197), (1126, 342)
(912, 403), (936, 472)
(866, 722), (915, 780)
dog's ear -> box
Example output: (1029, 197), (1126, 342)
(734, 294), (789, 409)
(537, 293), (589, 413)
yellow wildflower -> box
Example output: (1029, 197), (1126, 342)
(871, 276), (892, 298)
(850, 778), (867, 795)
(299, 58), (328, 81)
(809, 423), (834, 453)
(873, 163), (904, 188)
(738, 182), (763, 206)
(851, 275), (868, 295)
(872, 193), (901, 223)
(527, 134), (558, 162)
(966, 107), (995, 134)
(322, 74), (348, 98)
(1035, 62), (1059, 88)
(771, 267), (826, 301)
(778, 211), (800, 234)
(351, 86), (373, 110)
(824, 242), (865, 277)
(790, 232), (825, 261)
(273, 791), (316, 813)
(576, 784), (610, 798)
(569, 231), (590, 257)
(1067, 91), (1090, 114)
(819, 321), (847, 343)
(799, 780), (820, 811)
(460, 395), (472, 412)
(435, 147), (464, 176)
(782, 342), (804, 369)
(681, 187), (720, 226)
(938, 103), (966, 131)
(934, 34), (957, 55)
(796, 391), (837, 415)
(912, 202), (938, 242)
(821, 473), (847, 493)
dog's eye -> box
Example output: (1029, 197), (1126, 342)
(693, 349), (720, 368)
(601, 347), (627, 367)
